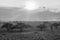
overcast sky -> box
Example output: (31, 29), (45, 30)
(0, 0), (60, 8)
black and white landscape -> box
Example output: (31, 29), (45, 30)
(0, 0), (60, 40)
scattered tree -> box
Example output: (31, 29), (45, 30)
(36, 24), (47, 31)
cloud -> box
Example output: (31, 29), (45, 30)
(0, 0), (24, 7)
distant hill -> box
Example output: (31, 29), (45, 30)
(0, 7), (60, 21)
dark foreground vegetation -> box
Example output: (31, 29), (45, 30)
(0, 21), (60, 40)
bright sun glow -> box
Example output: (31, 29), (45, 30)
(24, 1), (38, 10)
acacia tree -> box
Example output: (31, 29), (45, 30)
(36, 24), (47, 31)
(0, 22), (33, 33)
(12, 23), (24, 32)
(50, 22), (60, 31)
(1, 22), (25, 32)
(10, 22), (32, 32)
(1, 23), (13, 32)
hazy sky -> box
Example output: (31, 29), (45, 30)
(0, 0), (60, 21)
(0, 0), (60, 12)
(0, 0), (60, 8)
